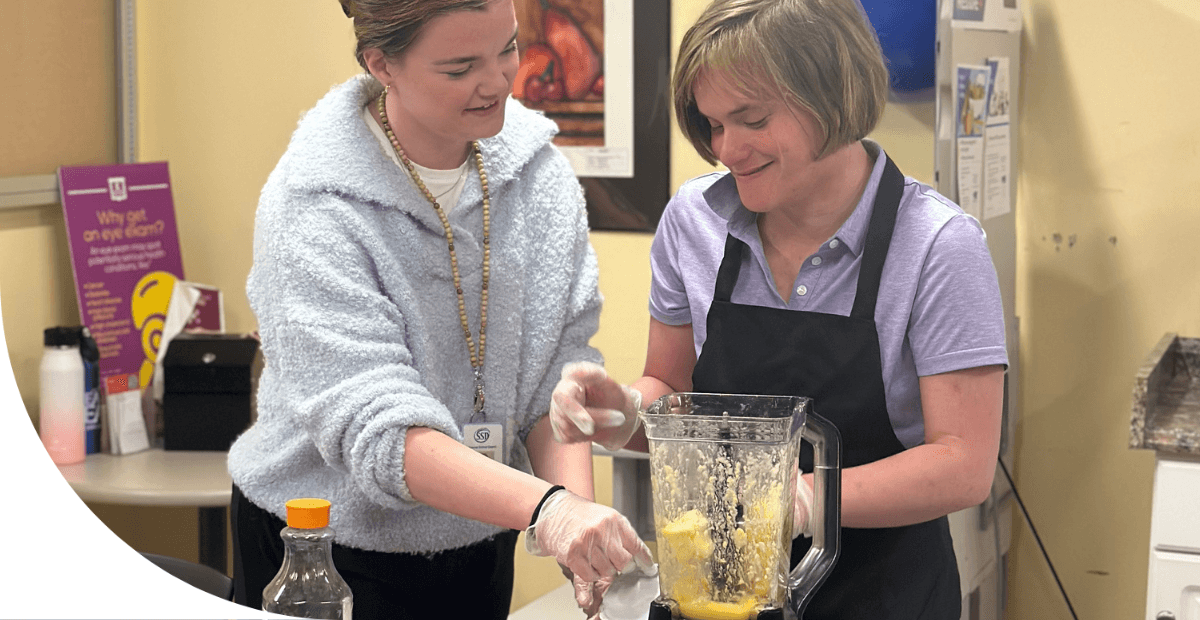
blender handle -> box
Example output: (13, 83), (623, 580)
(789, 410), (842, 618)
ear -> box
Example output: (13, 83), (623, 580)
(363, 48), (395, 86)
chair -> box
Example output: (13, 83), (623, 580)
(140, 552), (234, 601)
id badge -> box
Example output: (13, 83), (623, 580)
(464, 423), (505, 463)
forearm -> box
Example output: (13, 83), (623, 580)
(628, 319), (697, 453)
(404, 426), (551, 531)
(527, 414), (595, 501)
(836, 436), (995, 528)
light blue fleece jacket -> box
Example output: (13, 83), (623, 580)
(229, 74), (603, 554)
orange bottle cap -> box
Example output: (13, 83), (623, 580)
(285, 498), (331, 529)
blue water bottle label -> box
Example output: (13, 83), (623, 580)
(83, 360), (101, 454)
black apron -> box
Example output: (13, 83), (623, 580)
(691, 158), (961, 619)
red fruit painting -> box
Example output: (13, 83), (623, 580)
(513, 0), (605, 146)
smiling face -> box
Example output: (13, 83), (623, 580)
(367, 0), (519, 168)
(693, 70), (828, 214)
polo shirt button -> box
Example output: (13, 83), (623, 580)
(811, 256), (822, 266)
(829, 239), (840, 249)
(796, 285), (808, 296)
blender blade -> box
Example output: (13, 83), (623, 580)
(709, 416), (744, 602)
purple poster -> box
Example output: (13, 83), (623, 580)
(58, 162), (185, 389)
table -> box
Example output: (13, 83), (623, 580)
(57, 448), (232, 573)
(508, 583), (576, 620)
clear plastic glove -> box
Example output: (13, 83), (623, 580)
(573, 573), (611, 618)
(793, 467), (814, 539)
(550, 362), (643, 451)
(598, 562), (659, 620)
(525, 489), (655, 583)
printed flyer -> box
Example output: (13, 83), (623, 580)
(951, 0), (1022, 32)
(983, 57), (1013, 220)
(955, 65), (990, 220)
(58, 162), (185, 391)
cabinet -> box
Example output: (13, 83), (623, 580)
(1130, 333), (1200, 620)
(1145, 456), (1200, 620)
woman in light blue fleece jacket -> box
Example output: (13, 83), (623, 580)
(228, 2), (650, 618)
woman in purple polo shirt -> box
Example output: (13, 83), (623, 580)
(548, 0), (1007, 617)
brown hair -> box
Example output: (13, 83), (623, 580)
(339, 0), (491, 70)
(673, 0), (889, 163)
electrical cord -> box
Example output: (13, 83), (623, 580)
(992, 485), (1004, 620)
(998, 457), (1080, 620)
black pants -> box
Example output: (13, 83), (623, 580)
(231, 485), (519, 620)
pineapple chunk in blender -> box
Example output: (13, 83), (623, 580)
(660, 509), (714, 607)
(661, 509), (759, 620)
(661, 509), (715, 557)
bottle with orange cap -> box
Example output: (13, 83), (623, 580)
(262, 498), (354, 619)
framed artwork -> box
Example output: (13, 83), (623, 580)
(513, 0), (671, 232)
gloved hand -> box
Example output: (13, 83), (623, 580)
(550, 362), (643, 451)
(793, 467), (814, 539)
(525, 488), (655, 583)
(573, 573), (612, 618)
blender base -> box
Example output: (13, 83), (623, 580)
(648, 599), (785, 620)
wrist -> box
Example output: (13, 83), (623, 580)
(530, 484), (566, 528)
(626, 386), (644, 417)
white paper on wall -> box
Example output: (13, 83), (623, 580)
(955, 64), (990, 219)
(983, 57), (1012, 220)
(951, 0), (1022, 32)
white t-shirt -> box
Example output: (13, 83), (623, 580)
(361, 106), (470, 213)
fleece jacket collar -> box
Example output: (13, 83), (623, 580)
(280, 74), (559, 229)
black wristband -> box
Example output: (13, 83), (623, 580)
(530, 485), (566, 528)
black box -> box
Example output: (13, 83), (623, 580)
(162, 333), (260, 451)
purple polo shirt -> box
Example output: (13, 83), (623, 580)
(649, 141), (1008, 448)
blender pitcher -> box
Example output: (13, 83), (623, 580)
(642, 393), (840, 620)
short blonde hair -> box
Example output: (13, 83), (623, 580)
(674, 0), (889, 164)
(339, 0), (490, 70)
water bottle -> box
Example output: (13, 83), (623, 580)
(40, 326), (86, 465)
(262, 498), (353, 620)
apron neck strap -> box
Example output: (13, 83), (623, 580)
(713, 233), (744, 303)
(849, 156), (904, 320)
(711, 154), (906, 314)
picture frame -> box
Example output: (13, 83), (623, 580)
(513, 0), (671, 232)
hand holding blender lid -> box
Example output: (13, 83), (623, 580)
(640, 393), (841, 620)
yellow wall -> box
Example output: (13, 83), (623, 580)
(5, 0), (1199, 617)
(0, 0), (115, 424)
(1006, 2), (1200, 619)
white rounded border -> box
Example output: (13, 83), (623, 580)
(0, 288), (279, 619)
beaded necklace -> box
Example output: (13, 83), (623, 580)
(377, 88), (490, 416)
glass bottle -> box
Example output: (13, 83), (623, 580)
(262, 498), (353, 620)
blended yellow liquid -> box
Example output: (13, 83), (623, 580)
(677, 597), (759, 620)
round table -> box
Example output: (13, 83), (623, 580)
(58, 448), (232, 573)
